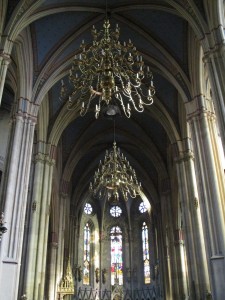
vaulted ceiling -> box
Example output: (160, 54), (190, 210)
(4, 0), (208, 209)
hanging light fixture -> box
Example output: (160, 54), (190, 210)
(0, 212), (7, 241)
(89, 141), (142, 203)
(60, 17), (155, 118)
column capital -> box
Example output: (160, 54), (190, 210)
(174, 150), (195, 164)
(172, 137), (194, 163)
(203, 41), (225, 63)
(185, 95), (215, 121)
(12, 98), (39, 124)
(0, 51), (11, 64)
(33, 151), (55, 166)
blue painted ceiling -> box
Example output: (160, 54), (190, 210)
(7, 0), (201, 201)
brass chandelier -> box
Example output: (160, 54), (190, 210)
(89, 141), (142, 203)
(60, 18), (155, 118)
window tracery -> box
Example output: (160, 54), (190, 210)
(110, 206), (122, 217)
(139, 202), (147, 213)
(83, 222), (91, 285)
(142, 222), (150, 284)
(84, 203), (93, 215)
(110, 226), (123, 285)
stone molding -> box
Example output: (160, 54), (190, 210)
(11, 98), (39, 124)
(0, 51), (11, 64)
(33, 152), (55, 166)
(174, 150), (195, 164)
(185, 95), (215, 117)
(203, 42), (225, 62)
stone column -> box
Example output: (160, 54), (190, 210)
(34, 154), (55, 300)
(47, 234), (58, 300)
(174, 228), (188, 300)
(203, 44), (225, 150)
(159, 183), (173, 300)
(55, 194), (68, 289)
(0, 52), (11, 105)
(0, 99), (37, 299)
(175, 150), (211, 299)
(186, 96), (225, 300)
(24, 144), (56, 300)
(23, 148), (46, 297)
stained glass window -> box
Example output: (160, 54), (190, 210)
(110, 205), (122, 217)
(139, 202), (147, 213)
(84, 203), (93, 215)
(110, 226), (123, 285)
(142, 222), (150, 284)
(83, 223), (91, 285)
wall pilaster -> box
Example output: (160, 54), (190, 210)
(47, 236), (58, 300)
(0, 51), (11, 105)
(23, 144), (56, 300)
(55, 193), (68, 291)
(0, 99), (37, 300)
(186, 95), (225, 300)
(175, 150), (211, 299)
(159, 184), (173, 300)
(203, 43), (225, 151)
(173, 228), (188, 300)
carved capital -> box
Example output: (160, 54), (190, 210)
(174, 150), (195, 164)
(0, 51), (11, 64)
(33, 152), (55, 166)
(34, 152), (46, 163)
(185, 95), (215, 121)
(203, 42), (225, 63)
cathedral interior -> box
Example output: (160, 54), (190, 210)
(0, 1), (225, 299)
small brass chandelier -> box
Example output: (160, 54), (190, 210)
(60, 18), (155, 118)
(89, 141), (142, 203)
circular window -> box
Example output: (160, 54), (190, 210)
(110, 206), (122, 217)
(139, 202), (147, 213)
(84, 203), (93, 215)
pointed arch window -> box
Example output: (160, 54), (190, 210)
(83, 222), (91, 285)
(142, 222), (150, 284)
(110, 226), (123, 285)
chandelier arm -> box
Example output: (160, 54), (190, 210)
(138, 87), (155, 105)
(126, 93), (145, 113)
(80, 93), (96, 116)
(114, 93), (131, 118)
(64, 19), (155, 118)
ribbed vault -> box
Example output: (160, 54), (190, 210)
(3, 0), (215, 213)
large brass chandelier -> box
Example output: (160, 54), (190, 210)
(60, 18), (155, 118)
(89, 141), (141, 203)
